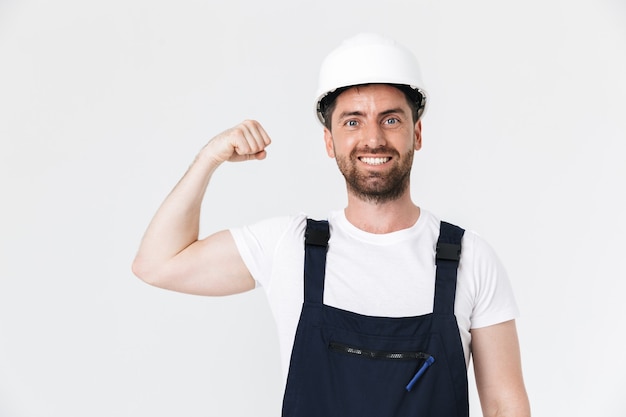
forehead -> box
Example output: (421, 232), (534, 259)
(333, 84), (409, 114)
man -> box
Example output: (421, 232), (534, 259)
(132, 33), (530, 416)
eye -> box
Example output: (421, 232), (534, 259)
(384, 117), (400, 125)
(345, 120), (359, 127)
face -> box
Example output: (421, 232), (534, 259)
(323, 84), (422, 203)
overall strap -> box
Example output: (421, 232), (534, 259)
(433, 221), (465, 315)
(304, 219), (330, 304)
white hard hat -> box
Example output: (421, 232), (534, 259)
(315, 33), (427, 125)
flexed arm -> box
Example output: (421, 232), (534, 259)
(132, 120), (271, 296)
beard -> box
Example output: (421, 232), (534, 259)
(335, 146), (414, 204)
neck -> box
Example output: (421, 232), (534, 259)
(344, 191), (421, 234)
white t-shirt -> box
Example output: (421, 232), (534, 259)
(230, 209), (519, 383)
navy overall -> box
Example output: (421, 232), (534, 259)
(281, 219), (469, 417)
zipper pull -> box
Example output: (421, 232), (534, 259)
(405, 356), (435, 391)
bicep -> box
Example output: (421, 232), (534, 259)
(471, 320), (531, 417)
(158, 230), (255, 296)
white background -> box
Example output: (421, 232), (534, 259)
(1, 0), (625, 416)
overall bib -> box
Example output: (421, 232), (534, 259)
(282, 219), (469, 417)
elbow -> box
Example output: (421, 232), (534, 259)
(131, 256), (162, 287)
(131, 255), (184, 291)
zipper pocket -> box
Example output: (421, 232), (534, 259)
(328, 341), (435, 391)
(329, 341), (429, 361)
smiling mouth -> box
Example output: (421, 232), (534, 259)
(359, 157), (390, 165)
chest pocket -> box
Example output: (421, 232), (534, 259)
(328, 340), (434, 391)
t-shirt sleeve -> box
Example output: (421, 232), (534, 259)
(229, 214), (305, 289)
(467, 232), (520, 329)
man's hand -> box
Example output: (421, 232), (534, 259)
(200, 119), (272, 165)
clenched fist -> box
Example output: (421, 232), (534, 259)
(200, 120), (272, 165)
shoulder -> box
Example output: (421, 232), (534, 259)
(230, 213), (308, 242)
(228, 214), (309, 287)
(421, 211), (498, 263)
(459, 229), (504, 273)
(421, 212), (507, 286)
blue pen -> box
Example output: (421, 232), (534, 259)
(405, 356), (435, 391)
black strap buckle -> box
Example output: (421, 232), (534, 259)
(305, 222), (330, 247)
(436, 242), (461, 261)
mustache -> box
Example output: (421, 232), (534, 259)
(350, 146), (400, 157)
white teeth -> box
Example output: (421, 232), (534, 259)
(360, 157), (390, 165)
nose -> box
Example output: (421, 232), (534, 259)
(362, 123), (386, 149)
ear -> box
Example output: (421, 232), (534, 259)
(324, 127), (336, 158)
(414, 120), (422, 151)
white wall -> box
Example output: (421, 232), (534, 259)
(1, 0), (625, 415)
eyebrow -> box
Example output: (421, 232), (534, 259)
(337, 107), (408, 121)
